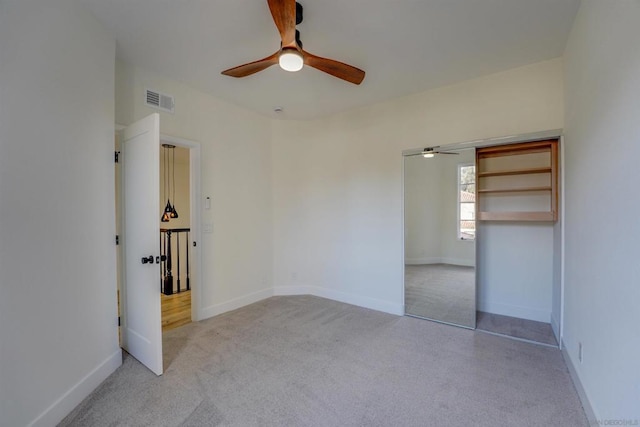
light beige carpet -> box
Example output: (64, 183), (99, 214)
(61, 295), (587, 426)
(476, 311), (559, 346)
(405, 264), (475, 327)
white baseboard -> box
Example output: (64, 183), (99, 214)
(200, 287), (273, 319)
(477, 300), (550, 323)
(440, 257), (475, 267)
(29, 349), (122, 427)
(202, 285), (404, 319)
(561, 340), (596, 424)
(272, 285), (313, 296)
(405, 257), (442, 265)
(405, 257), (474, 267)
(274, 285), (404, 316)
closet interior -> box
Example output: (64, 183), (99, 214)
(404, 137), (562, 346)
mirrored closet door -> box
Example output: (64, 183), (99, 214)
(403, 147), (476, 329)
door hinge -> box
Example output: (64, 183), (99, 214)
(115, 151), (121, 163)
(115, 235), (120, 245)
(118, 316), (121, 327)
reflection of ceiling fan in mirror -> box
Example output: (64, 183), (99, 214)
(221, 0), (365, 85)
(406, 147), (460, 158)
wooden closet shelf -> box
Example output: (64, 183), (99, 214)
(478, 211), (556, 221)
(475, 140), (555, 158)
(477, 167), (552, 178)
(478, 186), (552, 194)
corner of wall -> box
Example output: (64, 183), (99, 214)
(29, 350), (122, 427)
(561, 342), (597, 424)
(273, 285), (404, 316)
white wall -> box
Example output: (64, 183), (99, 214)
(0, 1), (120, 426)
(563, 0), (640, 420)
(272, 58), (564, 316)
(404, 156), (444, 264)
(116, 61), (274, 318)
(477, 222), (553, 322)
(404, 150), (475, 266)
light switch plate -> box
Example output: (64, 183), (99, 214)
(203, 223), (213, 233)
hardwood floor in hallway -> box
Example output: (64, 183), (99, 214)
(161, 290), (191, 332)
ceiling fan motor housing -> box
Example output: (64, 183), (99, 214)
(296, 2), (303, 25)
(295, 30), (303, 48)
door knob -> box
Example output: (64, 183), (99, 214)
(141, 255), (154, 264)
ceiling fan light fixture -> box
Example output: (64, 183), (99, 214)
(279, 49), (303, 72)
(422, 149), (435, 158)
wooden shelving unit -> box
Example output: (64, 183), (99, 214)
(476, 139), (559, 222)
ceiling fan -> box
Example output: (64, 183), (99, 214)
(221, 0), (365, 85)
(406, 147), (460, 158)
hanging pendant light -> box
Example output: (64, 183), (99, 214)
(170, 146), (179, 219)
(164, 199), (173, 214)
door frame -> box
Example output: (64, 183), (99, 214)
(116, 127), (203, 328)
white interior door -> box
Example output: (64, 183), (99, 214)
(121, 113), (163, 375)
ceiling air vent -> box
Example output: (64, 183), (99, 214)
(145, 89), (174, 113)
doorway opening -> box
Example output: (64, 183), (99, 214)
(115, 128), (201, 355)
(159, 143), (192, 331)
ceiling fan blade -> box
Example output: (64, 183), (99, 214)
(405, 148), (461, 157)
(302, 50), (365, 85)
(221, 52), (280, 78)
(268, 0), (296, 47)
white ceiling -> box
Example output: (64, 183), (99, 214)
(80, 0), (580, 120)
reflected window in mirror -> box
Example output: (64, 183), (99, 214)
(458, 163), (476, 240)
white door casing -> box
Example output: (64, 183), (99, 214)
(121, 113), (163, 375)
